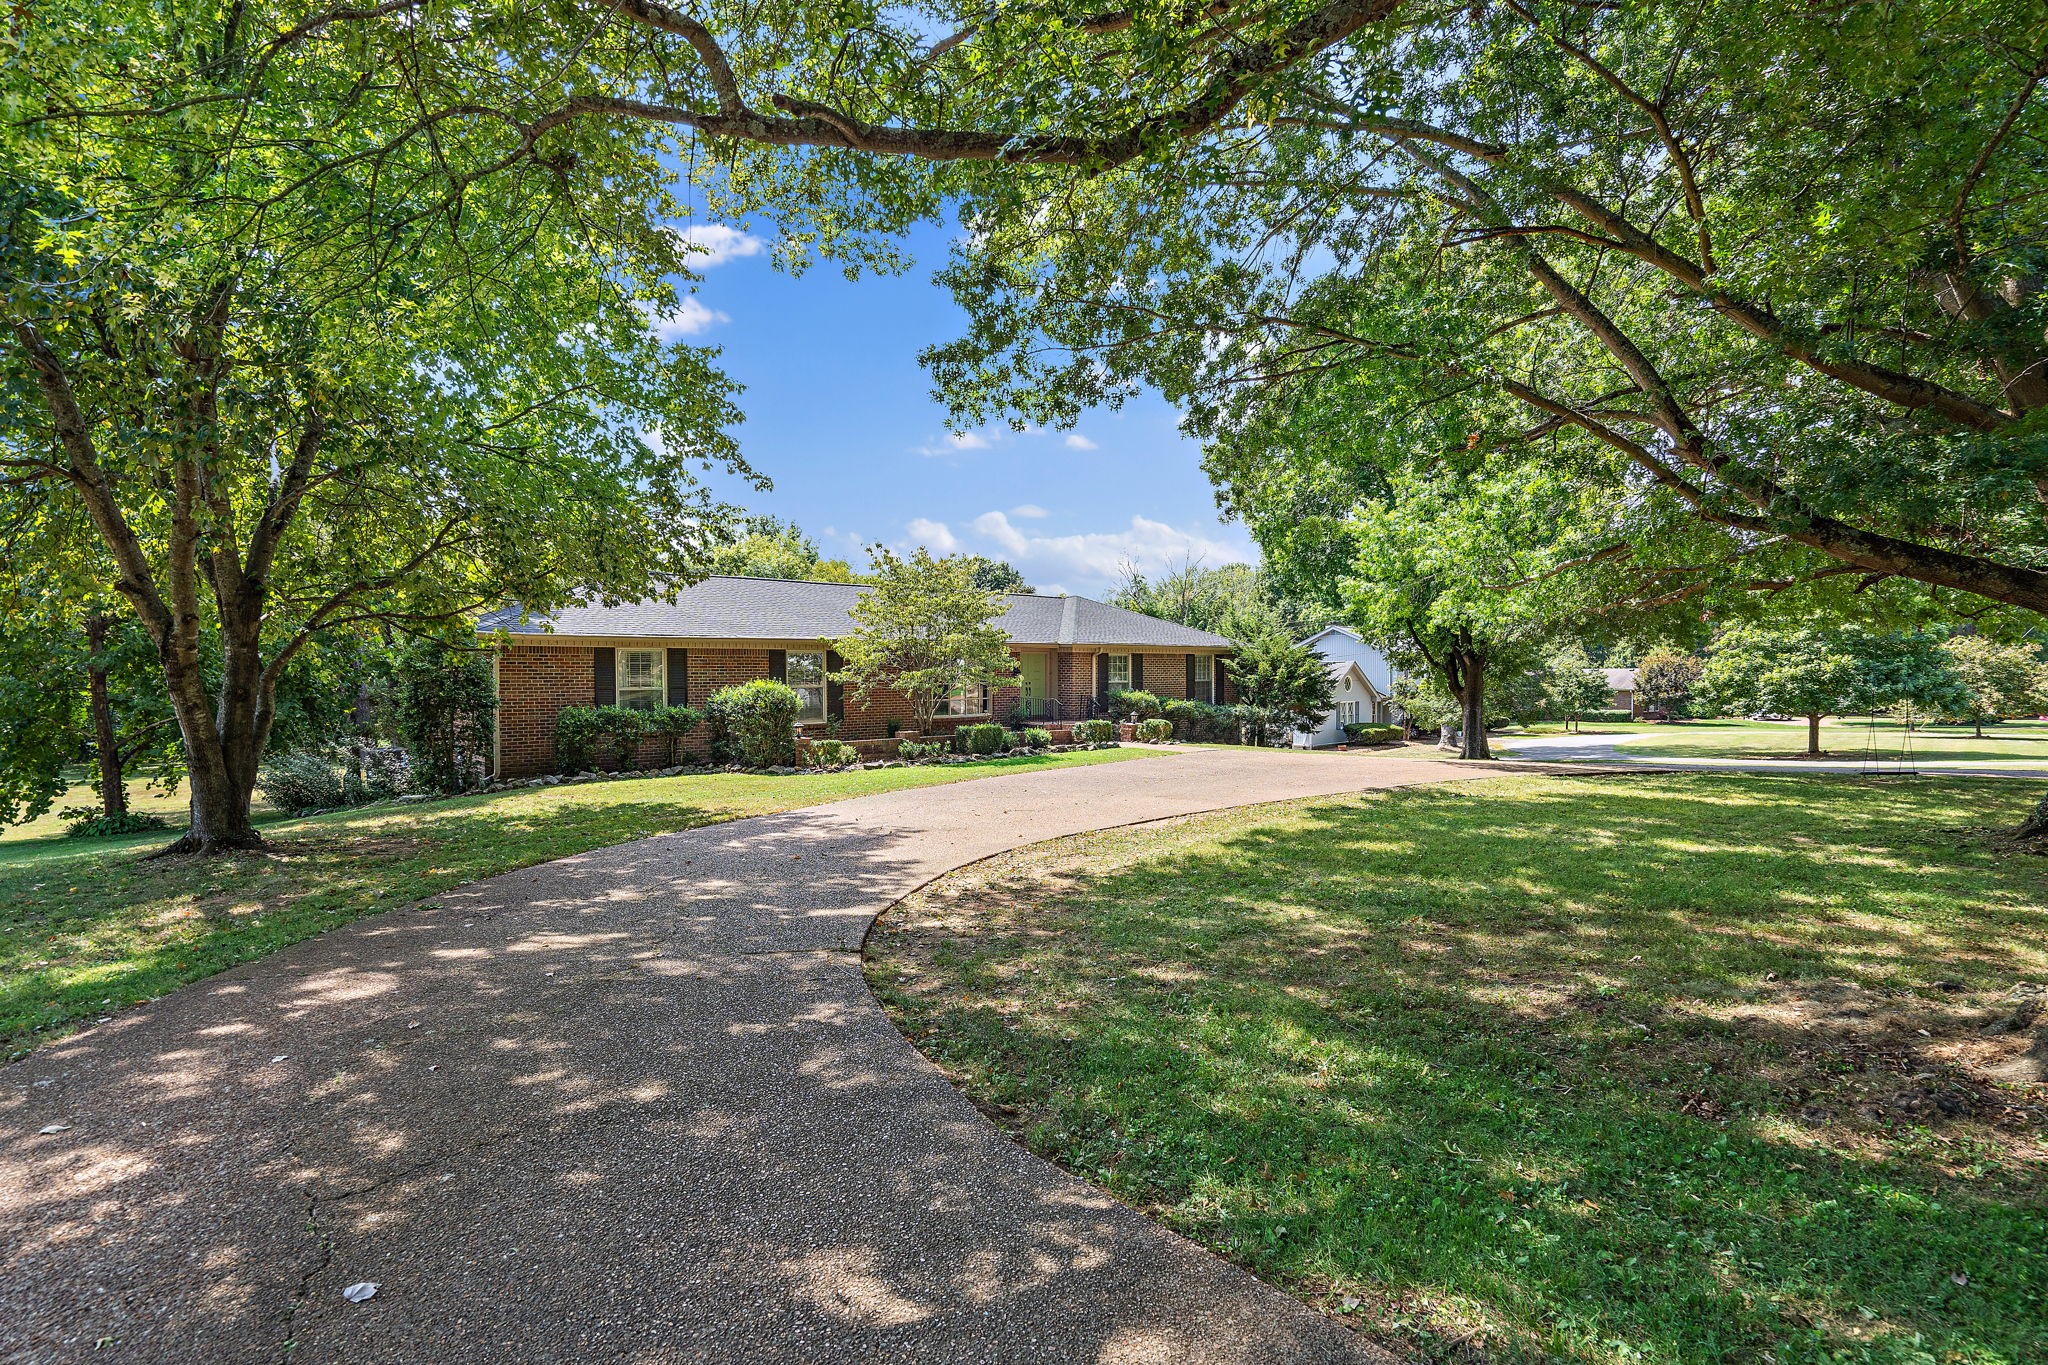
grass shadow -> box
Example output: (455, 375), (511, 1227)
(869, 772), (2048, 1365)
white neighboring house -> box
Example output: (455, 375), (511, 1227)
(1292, 626), (1400, 748)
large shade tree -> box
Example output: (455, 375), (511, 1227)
(1941, 635), (2048, 736)
(1699, 626), (1966, 756)
(3, 0), (750, 850)
(21, 0), (2045, 828)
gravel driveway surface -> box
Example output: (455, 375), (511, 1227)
(3, 747), (1490, 1365)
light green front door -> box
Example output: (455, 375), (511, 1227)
(1019, 653), (1050, 717)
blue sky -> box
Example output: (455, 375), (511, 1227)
(652, 219), (1256, 597)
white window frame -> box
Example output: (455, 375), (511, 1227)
(1339, 699), (1360, 725)
(786, 649), (827, 723)
(1106, 653), (1132, 692)
(618, 648), (665, 711)
(938, 681), (989, 716)
(1192, 653), (1215, 703)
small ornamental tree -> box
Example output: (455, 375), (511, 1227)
(1942, 636), (2048, 736)
(1228, 633), (1333, 744)
(1543, 646), (1612, 733)
(831, 548), (1019, 734)
(1634, 650), (1705, 718)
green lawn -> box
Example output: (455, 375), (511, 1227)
(868, 774), (2048, 1365)
(1621, 719), (2048, 764)
(0, 747), (1154, 1057)
(0, 771), (240, 844)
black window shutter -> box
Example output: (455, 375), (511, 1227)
(825, 649), (844, 720)
(667, 648), (689, 706)
(1095, 652), (1109, 700)
(768, 649), (786, 682)
(1131, 654), (1144, 691)
(1186, 654), (1196, 698)
(1214, 656), (1227, 703)
(593, 647), (616, 706)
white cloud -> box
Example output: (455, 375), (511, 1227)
(903, 517), (961, 553)
(913, 430), (994, 457)
(1062, 433), (1098, 450)
(964, 511), (1253, 583)
(1008, 503), (1050, 519)
(644, 296), (729, 341)
(668, 223), (768, 268)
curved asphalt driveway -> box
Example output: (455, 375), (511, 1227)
(3, 748), (1495, 1365)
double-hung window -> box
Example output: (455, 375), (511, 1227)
(619, 649), (665, 711)
(1106, 653), (1132, 693)
(938, 680), (989, 716)
(1192, 654), (1213, 702)
(787, 650), (827, 723)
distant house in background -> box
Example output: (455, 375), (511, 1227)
(1292, 626), (1399, 749)
(1605, 667), (1638, 715)
(479, 577), (1235, 776)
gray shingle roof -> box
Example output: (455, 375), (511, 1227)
(477, 577), (1234, 649)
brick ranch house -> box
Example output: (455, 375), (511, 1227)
(480, 576), (1237, 777)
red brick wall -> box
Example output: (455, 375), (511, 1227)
(1057, 649), (1095, 717)
(496, 644), (596, 777)
(496, 639), (1236, 774)
(1140, 652), (1188, 701)
(497, 643), (774, 775)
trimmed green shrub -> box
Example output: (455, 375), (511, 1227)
(61, 807), (171, 839)
(1580, 709), (1636, 724)
(1342, 722), (1404, 745)
(646, 704), (704, 765)
(1019, 727), (1053, 749)
(1073, 718), (1117, 744)
(1107, 689), (1162, 720)
(556, 705), (650, 772)
(899, 738), (949, 761)
(704, 680), (802, 767)
(598, 706), (651, 769)
(555, 706), (604, 771)
(1162, 699), (1238, 743)
(1136, 718), (1174, 743)
(957, 722), (1009, 756)
(800, 738), (861, 768)
(258, 749), (347, 812)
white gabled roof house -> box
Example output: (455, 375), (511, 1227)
(1292, 626), (1401, 748)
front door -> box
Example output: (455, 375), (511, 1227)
(1019, 653), (1049, 717)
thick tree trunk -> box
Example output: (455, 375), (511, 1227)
(173, 760), (262, 854)
(1414, 629), (1496, 761)
(1436, 721), (1458, 751)
(1457, 661), (1492, 760)
(153, 621), (268, 856)
(85, 617), (127, 817)
(1807, 713), (1822, 756)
